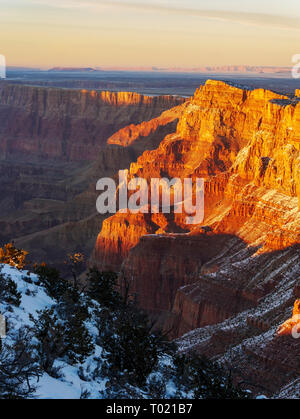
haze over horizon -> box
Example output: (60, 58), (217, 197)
(1, 0), (300, 69)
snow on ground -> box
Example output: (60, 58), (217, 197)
(0, 264), (110, 399)
(0, 265), (53, 340)
(0, 264), (180, 399)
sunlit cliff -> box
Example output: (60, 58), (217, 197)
(91, 80), (300, 395)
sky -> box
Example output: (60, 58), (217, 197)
(1, 0), (300, 68)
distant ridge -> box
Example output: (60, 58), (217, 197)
(95, 65), (292, 74)
(6, 65), (292, 75)
(48, 67), (97, 72)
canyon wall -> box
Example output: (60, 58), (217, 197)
(0, 79), (298, 395)
(0, 83), (184, 269)
(0, 83), (184, 162)
(93, 80), (300, 271)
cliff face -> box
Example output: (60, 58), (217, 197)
(0, 83), (184, 269)
(94, 80), (300, 269)
(92, 80), (300, 396)
(0, 79), (298, 395)
(0, 83), (183, 162)
(107, 103), (186, 147)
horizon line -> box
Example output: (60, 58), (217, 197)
(6, 64), (293, 72)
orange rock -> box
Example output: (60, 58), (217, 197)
(107, 103), (187, 147)
(93, 80), (300, 270)
(91, 80), (300, 342)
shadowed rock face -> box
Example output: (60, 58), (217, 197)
(92, 80), (300, 396)
(0, 83), (184, 269)
(0, 83), (184, 162)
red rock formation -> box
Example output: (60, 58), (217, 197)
(92, 80), (300, 342)
(94, 80), (300, 267)
(107, 103), (186, 147)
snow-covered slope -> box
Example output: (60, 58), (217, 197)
(0, 265), (108, 399)
(0, 264), (183, 399)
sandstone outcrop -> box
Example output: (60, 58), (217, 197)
(107, 103), (186, 148)
(94, 80), (300, 271)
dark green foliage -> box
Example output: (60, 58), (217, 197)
(0, 328), (41, 399)
(30, 305), (94, 373)
(57, 285), (93, 364)
(64, 313), (94, 364)
(99, 303), (169, 386)
(30, 265), (94, 373)
(173, 353), (249, 399)
(57, 286), (90, 323)
(87, 268), (121, 309)
(34, 264), (69, 300)
(0, 272), (21, 307)
(30, 308), (68, 373)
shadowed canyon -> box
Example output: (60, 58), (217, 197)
(0, 83), (184, 268)
(0, 79), (299, 397)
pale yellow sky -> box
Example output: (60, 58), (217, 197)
(1, 0), (300, 68)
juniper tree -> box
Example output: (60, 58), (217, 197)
(0, 270), (21, 307)
(87, 268), (122, 309)
(0, 328), (41, 399)
(173, 352), (250, 399)
(30, 308), (68, 373)
(99, 303), (169, 386)
(31, 305), (94, 373)
(64, 313), (94, 364)
(33, 264), (69, 300)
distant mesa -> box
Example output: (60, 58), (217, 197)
(47, 65), (292, 74)
(7, 65), (292, 75)
(48, 67), (97, 72)
(7, 66), (41, 71)
(97, 65), (292, 74)
(164, 65), (292, 74)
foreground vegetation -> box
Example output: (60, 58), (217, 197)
(0, 244), (250, 399)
